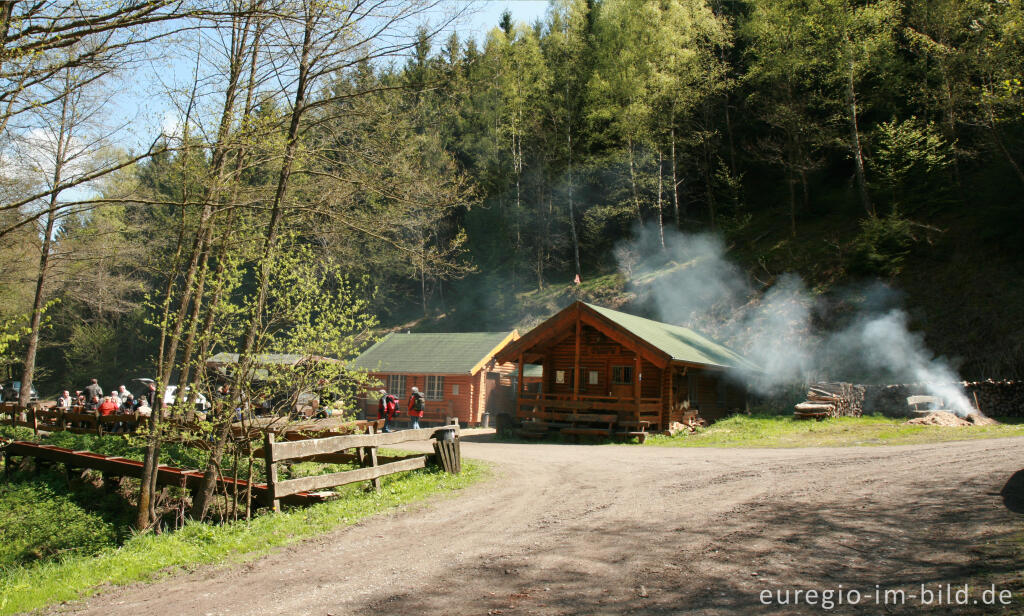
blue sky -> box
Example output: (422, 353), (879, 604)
(457, 0), (549, 39)
(113, 1), (551, 151)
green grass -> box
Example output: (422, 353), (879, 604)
(0, 427), (488, 615)
(645, 414), (1024, 448)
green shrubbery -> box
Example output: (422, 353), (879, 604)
(0, 479), (119, 565)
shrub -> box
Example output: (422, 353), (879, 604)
(0, 479), (119, 566)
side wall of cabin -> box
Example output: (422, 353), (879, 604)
(670, 368), (747, 421)
(365, 372), (477, 425)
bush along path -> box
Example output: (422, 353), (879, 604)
(0, 425), (486, 616)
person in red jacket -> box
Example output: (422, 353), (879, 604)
(377, 389), (399, 433)
(98, 396), (119, 416)
(407, 386), (425, 430)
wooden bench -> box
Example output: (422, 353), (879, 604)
(98, 413), (143, 434)
(615, 420), (652, 443)
(907, 395), (943, 413)
(559, 412), (617, 440)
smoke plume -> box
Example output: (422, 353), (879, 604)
(618, 225), (973, 414)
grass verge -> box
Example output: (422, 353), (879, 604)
(0, 439), (487, 616)
(645, 414), (1024, 448)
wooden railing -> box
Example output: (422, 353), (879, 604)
(261, 421), (460, 512)
(1, 404), (142, 436)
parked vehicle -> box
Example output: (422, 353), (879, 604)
(0, 381), (38, 403)
(130, 378), (210, 411)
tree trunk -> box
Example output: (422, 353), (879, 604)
(656, 148), (665, 250)
(787, 175), (797, 237)
(628, 135), (642, 224)
(567, 125), (580, 278)
(19, 205), (57, 407)
(671, 123), (680, 228)
(20, 73), (72, 407)
(191, 11), (313, 521)
(845, 58), (872, 216)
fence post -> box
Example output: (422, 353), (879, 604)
(263, 431), (280, 512)
(365, 424), (380, 492)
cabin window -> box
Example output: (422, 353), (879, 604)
(555, 370), (566, 384)
(387, 375), (406, 396)
(426, 376), (444, 400)
(611, 366), (634, 385)
(588, 370), (599, 385)
(452, 383), (460, 396)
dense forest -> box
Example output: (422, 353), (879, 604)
(2, 0), (1023, 406)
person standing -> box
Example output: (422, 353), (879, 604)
(144, 382), (158, 413)
(407, 386), (425, 430)
(84, 378), (102, 401)
(57, 390), (72, 409)
(377, 388), (398, 433)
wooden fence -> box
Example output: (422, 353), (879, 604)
(0, 402), (144, 436)
(261, 420), (461, 512)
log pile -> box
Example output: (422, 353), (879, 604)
(794, 382), (865, 419)
(863, 380), (1023, 418)
(963, 380), (1024, 418)
(665, 410), (706, 436)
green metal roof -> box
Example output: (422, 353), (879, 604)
(584, 303), (758, 371)
(352, 332), (516, 375)
(206, 352), (310, 366)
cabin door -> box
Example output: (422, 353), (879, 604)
(608, 363), (636, 401)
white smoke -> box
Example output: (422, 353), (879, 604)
(619, 225), (974, 414)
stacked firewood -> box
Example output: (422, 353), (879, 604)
(963, 380), (1024, 418)
(666, 412), (706, 436)
(794, 382), (865, 419)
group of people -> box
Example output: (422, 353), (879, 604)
(377, 386), (425, 433)
(55, 378), (158, 417)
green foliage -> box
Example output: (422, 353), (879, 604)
(870, 117), (954, 209)
(0, 478), (120, 566)
(850, 212), (919, 277)
(0, 460), (487, 615)
(645, 413), (1024, 448)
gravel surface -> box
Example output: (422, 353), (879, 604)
(52, 435), (1024, 615)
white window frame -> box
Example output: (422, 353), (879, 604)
(452, 383), (460, 396)
(387, 374), (406, 397)
(426, 375), (444, 400)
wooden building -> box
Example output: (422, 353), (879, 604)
(352, 331), (520, 426)
(494, 302), (756, 433)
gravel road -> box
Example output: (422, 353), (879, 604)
(53, 435), (1024, 616)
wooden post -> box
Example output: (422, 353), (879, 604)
(665, 367), (674, 432)
(634, 354), (641, 423)
(365, 424), (380, 492)
(573, 319), (581, 401)
(263, 431), (280, 512)
(517, 353), (524, 416)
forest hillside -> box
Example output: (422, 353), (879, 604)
(1, 0), (1022, 403)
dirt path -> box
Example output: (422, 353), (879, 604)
(54, 436), (1024, 615)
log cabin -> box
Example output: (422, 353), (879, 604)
(494, 301), (756, 435)
(352, 331), (520, 426)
